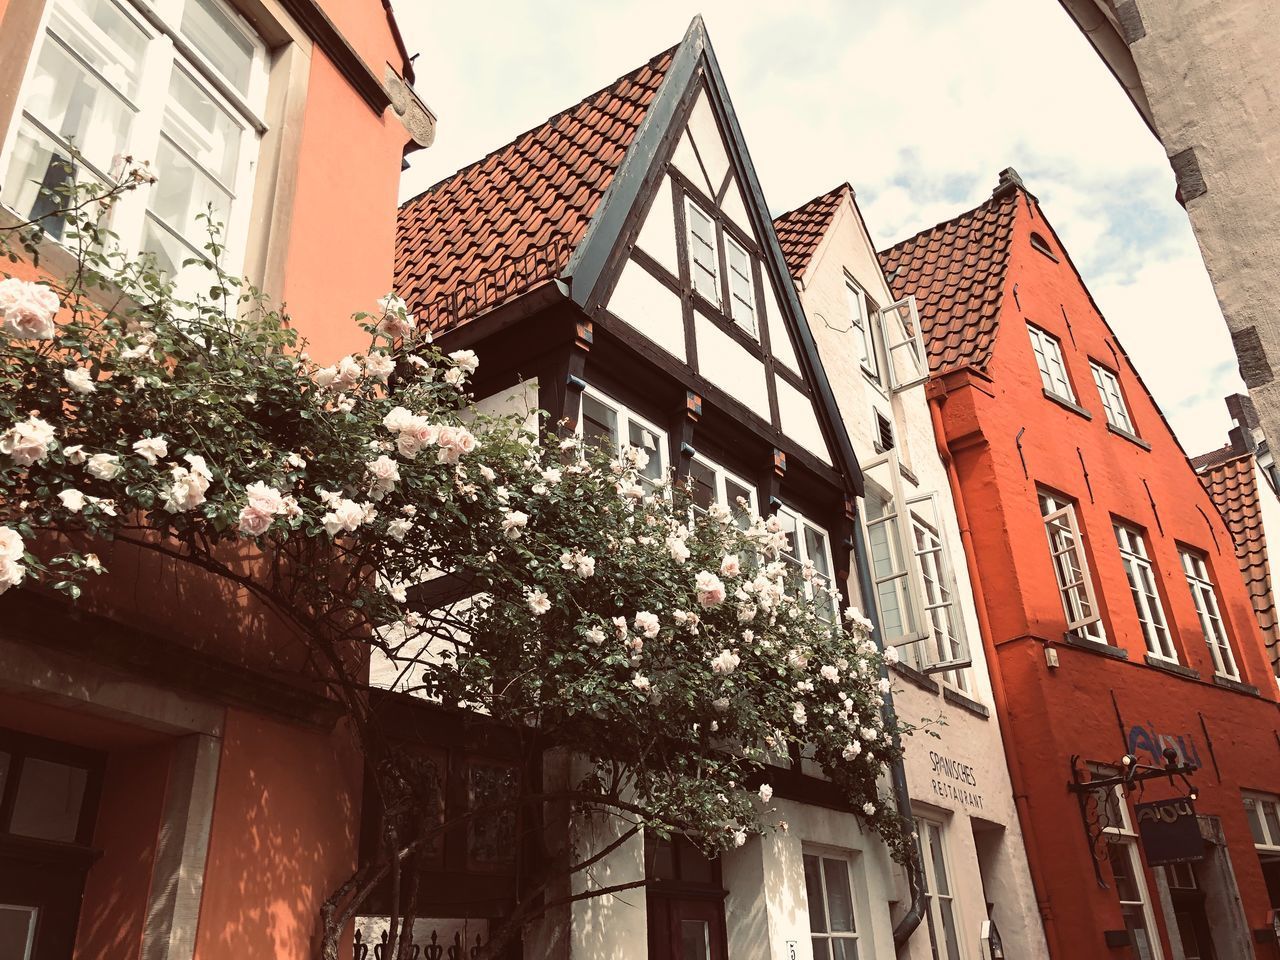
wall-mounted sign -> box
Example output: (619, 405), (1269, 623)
(928, 750), (984, 810)
(1134, 797), (1203, 866)
(1127, 723), (1202, 769)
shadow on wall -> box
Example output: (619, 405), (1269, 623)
(194, 709), (362, 960)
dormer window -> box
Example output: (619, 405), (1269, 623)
(685, 198), (720, 306)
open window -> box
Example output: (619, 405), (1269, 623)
(1040, 492), (1107, 643)
(861, 452), (972, 674)
(878, 296), (928, 391)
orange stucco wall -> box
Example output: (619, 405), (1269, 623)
(194, 709), (363, 960)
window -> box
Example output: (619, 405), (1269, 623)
(1027, 324), (1075, 402)
(1092, 363), (1137, 435)
(1180, 550), (1240, 679)
(1040, 493), (1106, 643)
(1244, 794), (1280, 859)
(0, 730), (101, 846)
(777, 506), (838, 622)
(880, 296), (927, 391)
(910, 495), (970, 690)
(916, 819), (961, 960)
(1029, 232), (1057, 260)
(1092, 764), (1163, 960)
(846, 278), (878, 381)
(685, 198), (720, 307)
(1113, 523), (1175, 661)
(862, 453), (972, 674)
(1, 0), (268, 293)
(803, 850), (862, 960)
(724, 233), (756, 335)
(687, 454), (755, 530)
(579, 388), (667, 494)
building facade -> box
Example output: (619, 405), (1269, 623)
(884, 168), (1280, 960)
(1058, 0), (1280, 478)
(774, 184), (1047, 960)
(388, 18), (956, 960)
(0, 2), (432, 958)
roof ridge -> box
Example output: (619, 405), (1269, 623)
(773, 182), (850, 224)
(400, 43), (679, 210)
(879, 189), (1017, 256)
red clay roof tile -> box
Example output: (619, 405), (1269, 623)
(772, 184), (849, 280)
(1197, 453), (1280, 672)
(878, 191), (1019, 374)
(395, 46), (676, 334)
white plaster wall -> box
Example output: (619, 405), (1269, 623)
(608, 258), (686, 361)
(687, 90), (729, 192)
(796, 196), (1048, 959)
(776, 375), (832, 466)
(721, 174), (752, 237)
(635, 174), (678, 277)
(765, 276), (801, 375)
(695, 309), (770, 420)
(570, 808), (648, 960)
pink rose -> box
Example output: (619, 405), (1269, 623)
(0, 415), (55, 466)
(238, 505), (274, 537)
(0, 278), (60, 340)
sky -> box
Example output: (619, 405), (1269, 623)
(394, 0), (1242, 456)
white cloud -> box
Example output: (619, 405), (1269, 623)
(394, 0), (1240, 452)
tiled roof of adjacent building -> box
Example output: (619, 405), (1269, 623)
(395, 46), (676, 334)
(878, 186), (1020, 374)
(1197, 452), (1280, 671)
(773, 184), (849, 280)
(1189, 443), (1239, 473)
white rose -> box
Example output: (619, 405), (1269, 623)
(448, 349), (479, 374)
(758, 783), (773, 804)
(527, 588), (551, 615)
(633, 611), (660, 639)
(86, 453), (122, 480)
(366, 455), (401, 500)
(364, 351), (395, 381)
(387, 518), (413, 542)
(58, 489), (86, 513)
(0, 278), (59, 340)
(132, 436), (168, 465)
(0, 557), (25, 594)
(1, 415), (55, 466)
(0, 527), (24, 561)
(501, 510), (529, 540)
(63, 366), (96, 394)
(631, 673), (651, 693)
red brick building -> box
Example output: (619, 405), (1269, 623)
(883, 168), (1280, 960)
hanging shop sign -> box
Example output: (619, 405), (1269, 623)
(1134, 797), (1204, 866)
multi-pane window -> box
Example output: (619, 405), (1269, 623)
(803, 850), (862, 960)
(579, 388), (667, 494)
(1113, 523), (1175, 661)
(685, 198), (720, 307)
(846, 278), (878, 380)
(1092, 362), (1137, 435)
(1180, 550), (1240, 679)
(880, 296), (928, 391)
(1091, 765), (1163, 960)
(1244, 794), (1280, 855)
(911, 501), (970, 692)
(1, 0), (267, 291)
(865, 481), (917, 643)
(777, 506), (838, 622)
(916, 819), (961, 960)
(687, 455), (755, 529)
(1040, 493), (1107, 643)
(724, 233), (756, 335)
(1027, 323), (1075, 402)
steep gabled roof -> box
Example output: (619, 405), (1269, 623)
(1197, 453), (1280, 671)
(773, 184), (849, 280)
(1190, 443), (1240, 472)
(395, 46), (676, 333)
(878, 187), (1019, 375)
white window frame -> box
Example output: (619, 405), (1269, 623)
(687, 453), (757, 527)
(879, 295), (928, 392)
(1180, 549), (1241, 680)
(1113, 522), (1176, 662)
(577, 385), (669, 494)
(802, 847), (864, 960)
(1244, 793), (1280, 861)
(1091, 362), (1137, 436)
(723, 232), (757, 337)
(1092, 766), (1164, 960)
(1027, 323), (1076, 402)
(915, 817), (962, 960)
(908, 494), (972, 687)
(776, 504), (838, 623)
(0, 0), (269, 290)
(845, 276), (880, 382)
(684, 196), (721, 309)
(1040, 492), (1107, 643)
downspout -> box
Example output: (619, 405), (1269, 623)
(850, 512), (926, 950)
(927, 389), (1059, 954)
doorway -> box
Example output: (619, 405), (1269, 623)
(1165, 862), (1215, 960)
(645, 833), (728, 960)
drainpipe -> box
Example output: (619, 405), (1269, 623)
(927, 389), (1059, 954)
(850, 513), (926, 950)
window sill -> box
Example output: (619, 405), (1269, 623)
(890, 661), (939, 694)
(1144, 654), (1199, 680)
(1212, 674), (1261, 697)
(1043, 389), (1093, 420)
(942, 686), (989, 719)
(1107, 423), (1151, 451)
(1062, 632), (1129, 660)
